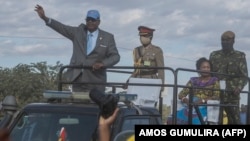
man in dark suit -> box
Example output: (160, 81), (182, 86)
(35, 4), (120, 93)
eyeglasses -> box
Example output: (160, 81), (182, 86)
(86, 18), (99, 22)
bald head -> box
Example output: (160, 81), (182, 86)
(221, 30), (235, 53)
(221, 30), (235, 40)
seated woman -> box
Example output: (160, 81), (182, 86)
(178, 57), (220, 125)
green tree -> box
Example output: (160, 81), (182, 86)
(0, 61), (65, 108)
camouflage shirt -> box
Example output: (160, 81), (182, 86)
(209, 49), (248, 93)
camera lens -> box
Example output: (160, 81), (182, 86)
(89, 88), (119, 118)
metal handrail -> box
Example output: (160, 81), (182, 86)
(174, 67), (250, 125)
(57, 65), (175, 115)
(56, 65), (250, 125)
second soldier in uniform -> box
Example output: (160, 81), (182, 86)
(127, 26), (165, 92)
(209, 30), (248, 124)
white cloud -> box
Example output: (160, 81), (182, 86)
(1, 0), (250, 84)
(1, 0), (250, 108)
(118, 9), (145, 25)
(225, 0), (250, 11)
(15, 44), (44, 54)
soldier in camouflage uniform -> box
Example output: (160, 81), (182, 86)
(209, 30), (248, 124)
(128, 26), (165, 91)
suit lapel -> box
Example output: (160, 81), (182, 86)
(83, 27), (88, 55)
(95, 29), (103, 50)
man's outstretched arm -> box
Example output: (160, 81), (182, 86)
(34, 4), (49, 23)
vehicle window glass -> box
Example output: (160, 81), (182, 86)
(10, 112), (98, 141)
(121, 118), (149, 131)
(114, 130), (134, 141)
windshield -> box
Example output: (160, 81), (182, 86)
(10, 112), (98, 141)
(121, 117), (150, 131)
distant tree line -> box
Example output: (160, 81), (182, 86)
(0, 61), (172, 121)
(0, 61), (67, 108)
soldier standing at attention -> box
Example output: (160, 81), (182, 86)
(127, 26), (165, 91)
(209, 30), (248, 124)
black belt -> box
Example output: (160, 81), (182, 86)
(140, 70), (157, 75)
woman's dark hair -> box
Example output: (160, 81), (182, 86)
(196, 57), (212, 70)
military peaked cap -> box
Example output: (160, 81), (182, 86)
(138, 26), (155, 36)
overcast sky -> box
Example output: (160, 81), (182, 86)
(1, 0), (250, 105)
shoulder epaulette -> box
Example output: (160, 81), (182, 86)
(234, 50), (246, 58)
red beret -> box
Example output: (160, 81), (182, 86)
(138, 26), (155, 36)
